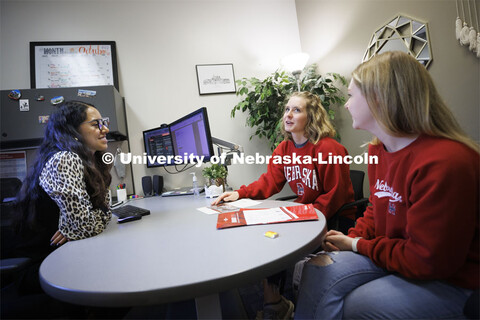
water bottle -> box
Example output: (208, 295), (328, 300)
(191, 172), (200, 197)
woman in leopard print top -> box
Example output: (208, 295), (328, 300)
(12, 101), (113, 294)
(38, 150), (111, 240)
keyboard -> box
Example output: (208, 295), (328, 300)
(161, 186), (204, 197)
(112, 205), (151, 219)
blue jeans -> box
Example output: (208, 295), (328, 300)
(294, 251), (472, 319)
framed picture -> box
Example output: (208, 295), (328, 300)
(30, 41), (119, 90)
(196, 64), (236, 95)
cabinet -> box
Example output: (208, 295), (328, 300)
(1, 85), (127, 150)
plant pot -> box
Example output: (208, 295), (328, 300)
(204, 177), (226, 198)
(212, 177), (225, 191)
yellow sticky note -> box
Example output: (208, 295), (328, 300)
(264, 231), (278, 239)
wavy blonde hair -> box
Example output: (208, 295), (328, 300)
(281, 91), (336, 144)
(352, 51), (479, 153)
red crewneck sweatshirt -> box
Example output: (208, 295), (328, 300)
(237, 138), (355, 221)
(349, 135), (479, 289)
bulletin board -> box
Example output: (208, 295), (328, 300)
(30, 41), (119, 90)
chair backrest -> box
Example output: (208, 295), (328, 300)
(1, 178), (22, 260)
(349, 170), (369, 221)
(0, 178), (22, 202)
(349, 170), (365, 201)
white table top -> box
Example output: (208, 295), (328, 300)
(39, 196), (326, 307)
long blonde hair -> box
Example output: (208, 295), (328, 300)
(281, 91), (336, 144)
(352, 51), (479, 152)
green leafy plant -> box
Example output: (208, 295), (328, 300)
(202, 163), (227, 187)
(231, 64), (347, 151)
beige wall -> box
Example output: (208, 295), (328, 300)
(296, 0), (480, 195)
(0, 0), (302, 196)
(1, 0), (478, 198)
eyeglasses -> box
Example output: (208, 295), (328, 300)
(83, 117), (110, 130)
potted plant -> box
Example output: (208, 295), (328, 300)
(202, 164), (228, 197)
(232, 64), (347, 151)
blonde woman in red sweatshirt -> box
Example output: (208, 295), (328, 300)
(214, 91), (354, 223)
(213, 91), (355, 319)
(295, 51), (479, 319)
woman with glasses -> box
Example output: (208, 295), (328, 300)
(12, 101), (112, 298)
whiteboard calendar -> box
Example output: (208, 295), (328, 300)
(30, 41), (119, 90)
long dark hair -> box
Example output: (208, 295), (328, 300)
(15, 101), (112, 233)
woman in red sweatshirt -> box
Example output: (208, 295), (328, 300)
(295, 51), (479, 319)
(213, 91), (355, 319)
(213, 91), (354, 222)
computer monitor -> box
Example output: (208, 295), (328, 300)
(142, 107), (214, 168)
(143, 125), (175, 168)
(169, 107), (214, 165)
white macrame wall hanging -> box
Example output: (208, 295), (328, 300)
(456, 0), (480, 58)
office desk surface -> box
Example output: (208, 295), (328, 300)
(39, 196), (326, 307)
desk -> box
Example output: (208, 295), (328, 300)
(39, 196), (326, 318)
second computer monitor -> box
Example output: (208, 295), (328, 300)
(143, 107), (214, 167)
(143, 125), (175, 167)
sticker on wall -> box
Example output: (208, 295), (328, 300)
(8, 90), (21, 100)
(39, 115), (50, 124)
(19, 99), (30, 112)
(51, 96), (64, 105)
(78, 89), (97, 98)
(36, 95), (45, 101)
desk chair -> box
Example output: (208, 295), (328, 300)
(1, 179), (89, 318)
(1, 177), (23, 258)
(0, 177), (31, 287)
(328, 169), (369, 232)
(276, 169), (369, 234)
(464, 289), (479, 319)
(0, 178), (34, 317)
(0, 177), (22, 202)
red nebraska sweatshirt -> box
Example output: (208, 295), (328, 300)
(349, 135), (479, 289)
(237, 138), (355, 221)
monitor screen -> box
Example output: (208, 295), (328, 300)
(142, 107), (214, 168)
(169, 107), (214, 165)
(143, 125), (175, 168)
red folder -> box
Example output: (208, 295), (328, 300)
(216, 204), (318, 229)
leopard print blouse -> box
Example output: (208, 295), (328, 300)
(39, 151), (111, 240)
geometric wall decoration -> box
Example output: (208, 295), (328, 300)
(363, 14), (433, 68)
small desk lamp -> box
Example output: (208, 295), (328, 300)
(281, 52), (310, 91)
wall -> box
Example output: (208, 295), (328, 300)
(296, 0), (480, 195)
(3, 0), (478, 198)
(0, 0), (302, 196)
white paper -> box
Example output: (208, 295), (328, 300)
(230, 199), (261, 208)
(197, 207), (219, 215)
(243, 208), (291, 225)
(19, 99), (29, 111)
(207, 203), (239, 213)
